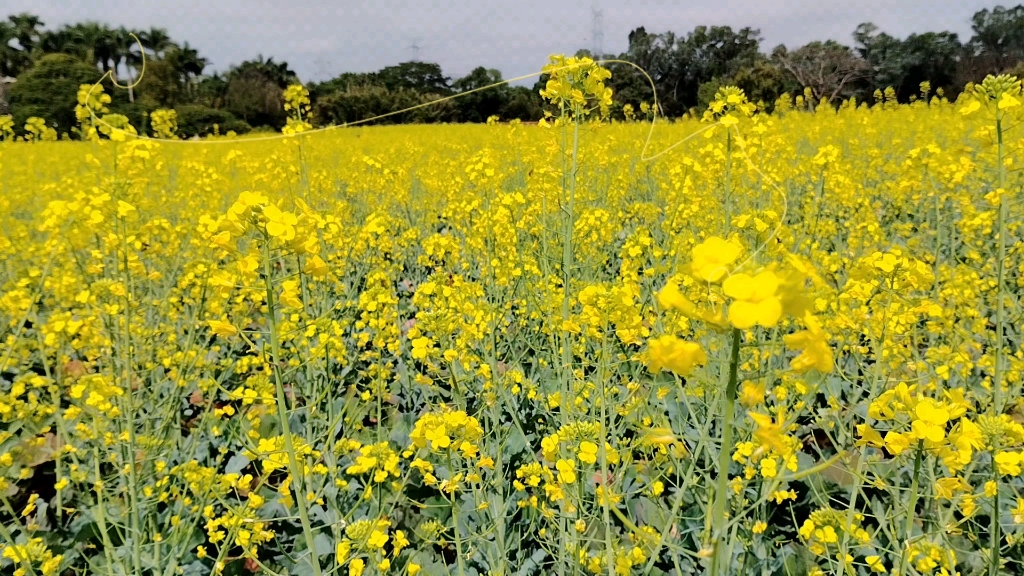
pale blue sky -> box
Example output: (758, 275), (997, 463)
(2, 0), (1002, 83)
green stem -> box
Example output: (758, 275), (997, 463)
(836, 289), (894, 573)
(898, 442), (924, 576)
(262, 238), (322, 576)
(990, 114), (1006, 576)
(725, 131), (733, 230)
(597, 335), (615, 576)
(449, 456), (468, 576)
(560, 110), (580, 426)
(932, 183), (941, 302)
(92, 445), (119, 576)
(119, 216), (144, 576)
(0, 497), (38, 576)
(712, 328), (741, 576)
(298, 139), (310, 202)
(991, 474), (1001, 576)
(994, 115), (1006, 416)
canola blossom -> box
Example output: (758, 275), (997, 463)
(0, 60), (1023, 576)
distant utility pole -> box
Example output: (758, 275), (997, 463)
(407, 38), (425, 62)
(313, 58), (332, 81)
(592, 6), (604, 58)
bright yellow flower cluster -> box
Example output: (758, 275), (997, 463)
(1, 538), (63, 576)
(4, 62), (1024, 576)
(409, 408), (484, 452)
(539, 54), (613, 119)
(149, 108), (178, 139)
(345, 441), (401, 483)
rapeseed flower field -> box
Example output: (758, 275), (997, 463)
(0, 57), (1023, 576)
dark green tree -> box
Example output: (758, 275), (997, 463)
(375, 61), (451, 94)
(174, 103), (250, 137)
(194, 73), (228, 108)
(166, 42), (207, 100)
(222, 55), (297, 128)
(229, 55), (297, 88)
(603, 28), (661, 110)
(6, 53), (106, 133)
(698, 57), (797, 110)
(968, 4), (1024, 72)
(499, 86), (543, 121)
(7, 13), (43, 55)
(672, 25), (763, 109)
(0, 14), (45, 78)
(854, 23), (963, 100)
(37, 26), (87, 60)
(138, 27), (176, 58)
(453, 67), (508, 122)
(75, 22), (119, 71)
(311, 83), (460, 126)
(135, 58), (183, 108)
(605, 25), (762, 115)
(1, 22), (28, 78)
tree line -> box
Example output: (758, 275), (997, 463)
(2, 5), (1024, 137)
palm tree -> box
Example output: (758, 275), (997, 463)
(264, 56), (299, 88)
(164, 42), (207, 100)
(38, 27), (87, 60)
(138, 27), (173, 58)
(96, 26), (120, 73)
(223, 55), (298, 127)
(117, 27), (149, 101)
(7, 13), (44, 54)
(0, 22), (26, 77)
(66, 22), (118, 72)
(229, 55), (298, 88)
(0, 23), (16, 114)
(0, 14), (43, 78)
